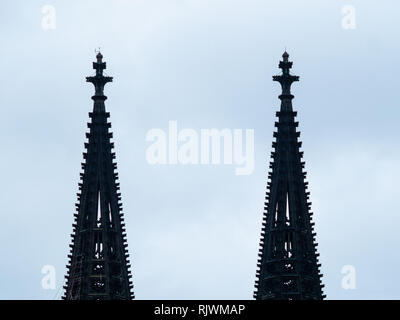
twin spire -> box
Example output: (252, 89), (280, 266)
(63, 50), (324, 300)
(254, 51), (325, 300)
(63, 53), (134, 300)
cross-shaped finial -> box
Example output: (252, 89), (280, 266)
(87, 51), (113, 98)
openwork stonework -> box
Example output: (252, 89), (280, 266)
(63, 53), (134, 300)
(254, 52), (325, 300)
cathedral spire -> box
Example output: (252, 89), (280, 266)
(254, 53), (325, 300)
(63, 54), (134, 300)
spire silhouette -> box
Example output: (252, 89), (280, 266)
(254, 53), (325, 300)
(63, 54), (134, 300)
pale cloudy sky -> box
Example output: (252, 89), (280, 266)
(0, 0), (399, 299)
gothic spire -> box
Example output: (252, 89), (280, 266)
(254, 53), (325, 300)
(63, 53), (134, 300)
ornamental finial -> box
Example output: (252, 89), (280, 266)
(95, 48), (103, 63)
(273, 52), (299, 101)
(278, 51), (293, 75)
(86, 52), (113, 100)
(96, 52), (103, 63)
(282, 51), (289, 62)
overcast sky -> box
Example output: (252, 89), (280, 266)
(0, 0), (399, 299)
